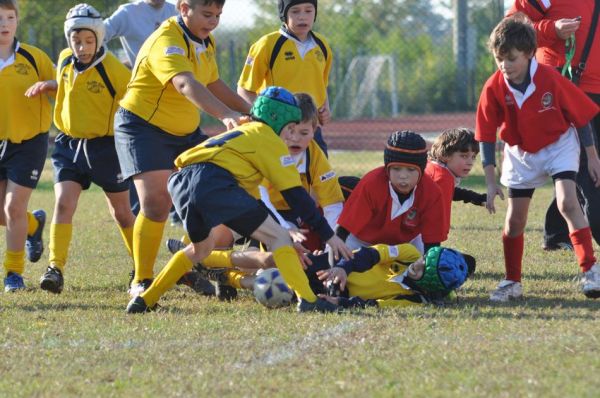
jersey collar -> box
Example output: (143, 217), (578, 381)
(0, 39), (17, 71)
(279, 25), (318, 59)
(503, 58), (538, 109)
(72, 45), (107, 74)
(431, 160), (461, 186)
(389, 182), (415, 220)
(177, 16), (212, 49)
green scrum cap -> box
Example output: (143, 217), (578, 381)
(250, 86), (301, 135)
(414, 246), (469, 295)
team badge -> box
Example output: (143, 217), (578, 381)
(14, 63), (31, 75)
(403, 208), (418, 228)
(164, 46), (185, 56)
(245, 56), (254, 66)
(541, 92), (553, 109)
(284, 51), (295, 61)
(87, 81), (104, 94)
(280, 155), (295, 167)
(315, 50), (324, 62)
(30, 169), (39, 181)
(319, 170), (336, 182)
(504, 94), (514, 106)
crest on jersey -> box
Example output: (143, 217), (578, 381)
(541, 92), (553, 109)
(504, 94), (514, 106)
(315, 50), (324, 62)
(87, 81), (104, 94)
(14, 63), (31, 75)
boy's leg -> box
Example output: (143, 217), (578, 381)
(542, 197), (572, 250)
(104, 190), (135, 257)
(47, 181), (82, 272)
(555, 179), (597, 272)
(574, 147), (600, 246)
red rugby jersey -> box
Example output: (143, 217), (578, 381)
(476, 60), (599, 153)
(337, 166), (447, 245)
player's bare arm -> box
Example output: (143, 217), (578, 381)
(207, 79), (252, 114)
(171, 72), (243, 129)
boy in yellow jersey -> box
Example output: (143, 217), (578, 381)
(126, 86), (352, 313)
(33, 4), (135, 294)
(114, 0), (251, 297)
(238, 0), (332, 154)
(0, 0), (55, 292)
(260, 93), (343, 251)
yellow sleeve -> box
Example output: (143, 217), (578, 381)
(323, 38), (333, 87)
(237, 35), (270, 93)
(308, 142), (344, 207)
(254, 135), (302, 192)
(147, 33), (193, 86)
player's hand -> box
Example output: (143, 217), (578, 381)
(485, 184), (504, 214)
(587, 155), (600, 187)
(220, 112), (250, 130)
(318, 106), (331, 125)
(555, 18), (581, 40)
(325, 235), (353, 261)
(293, 241), (312, 269)
(316, 267), (347, 291)
(25, 80), (57, 97)
(287, 226), (308, 243)
(317, 294), (340, 305)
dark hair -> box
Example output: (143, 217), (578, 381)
(177, 0), (225, 10)
(488, 14), (536, 57)
(0, 0), (18, 17)
(294, 93), (318, 127)
(430, 128), (479, 161)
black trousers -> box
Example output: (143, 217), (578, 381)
(543, 92), (600, 246)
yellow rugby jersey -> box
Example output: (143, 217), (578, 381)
(54, 48), (130, 139)
(347, 244), (423, 307)
(119, 17), (219, 136)
(238, 30), (332, 108)
(265, 139), (343, 210)
(175, 121), (302, 198)
(0, 42), (54, 143)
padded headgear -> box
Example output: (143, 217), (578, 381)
(384, 130), (428, 176)
(250, 86), (301, 135)
(414, 247), (469, 295)
(64, 3), (105, 54)
(278, 0), (318, 22)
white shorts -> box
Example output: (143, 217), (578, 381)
(500, 127), (580, 190)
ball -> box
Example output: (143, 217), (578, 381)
(253, 268), (294, 308)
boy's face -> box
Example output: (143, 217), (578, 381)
(69, 30), (97, 65)
(279, 122), (298, 139)
(388, 165), (420, 194)
(407, 258), (425, 280)
(280, 121), (314, 155)
(443, 150), (476, 178)
(494, 48), (534, 85)
(286, 3), (315, 40)
(0, 7), (17, 46)
(180, 1), (222, 39)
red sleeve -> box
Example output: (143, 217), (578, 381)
(507, 1), (558, 48)
(557, 77), (600, 127)
(420, 183), (447, 243)
(337, 175), (375, 235)
(475, 77), (502, 144)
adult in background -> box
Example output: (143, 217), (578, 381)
(508, 1), (600, 250)
(104, 0), (177, 67)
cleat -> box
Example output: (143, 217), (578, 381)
(580, 264), (600, 299)
(542, 241), (573, 252)
(297, 298), (341, 313)
(177, 271), (215, 296)
(126, 296), (156, 313)
(4, 272), (25, 292)
(214, 283), (237, 301)
(489, 280), (523, 302)
(26, 209), (46, 262)
(40, 266), (64, 294)
(128, 279), (153, 297)
(166, 238), (186, 255)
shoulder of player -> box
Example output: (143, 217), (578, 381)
(416, 174), (443, 199)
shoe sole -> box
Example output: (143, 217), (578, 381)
(489, 295), (523, 302)
(40, 279), (62, 294)
(583, 290), (600, 299)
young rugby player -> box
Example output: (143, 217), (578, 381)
(126, 87), (352, 314)
(113, 0), (250, 298)
(34, 4), (135, 294)
(0, 0), (54, 292)
(336, 131), (446, 254)
(237, 0), (331, 153)
(477, 16), (600, 301)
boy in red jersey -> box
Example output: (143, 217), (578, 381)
(336, 130), (446, 254)
(476, 16), (600, 301)
(425, 127), (486, 240)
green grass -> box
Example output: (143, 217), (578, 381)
(1, 154), (600, 397)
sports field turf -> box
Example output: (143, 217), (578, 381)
(1, 153), (599, 397)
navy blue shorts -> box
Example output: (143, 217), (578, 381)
(52, 133), (129, 193)
(0, 133), (48, 189)
(113, 107), (208, 179)
(168, 163), (269, 242)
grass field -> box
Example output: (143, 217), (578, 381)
(1, 153), (599, 398)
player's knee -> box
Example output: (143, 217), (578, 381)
(557, 197), (579, 218)
(140, 194), (171, 220)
